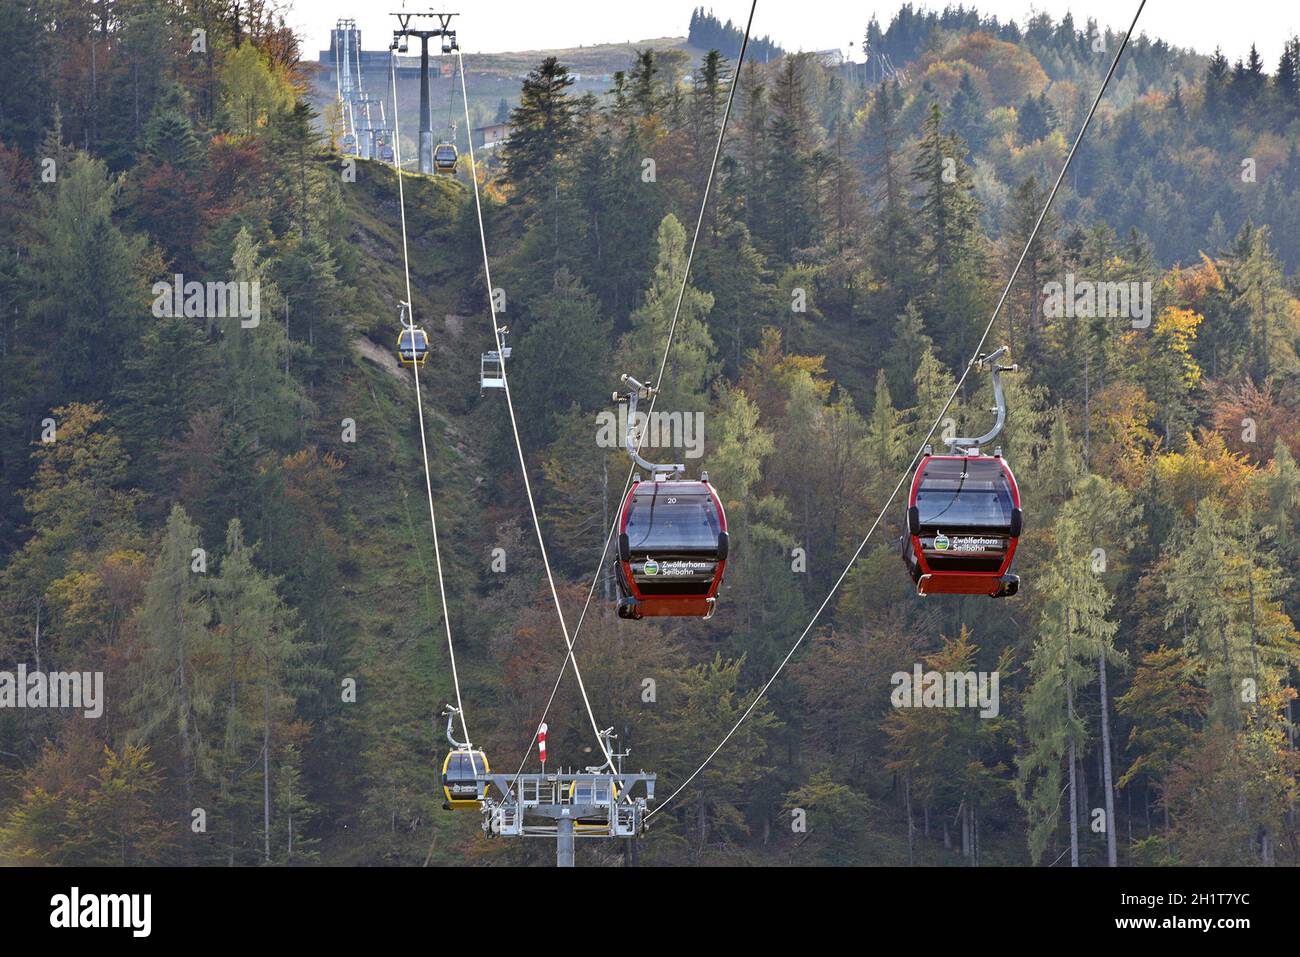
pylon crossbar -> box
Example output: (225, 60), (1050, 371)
(479, 771), (656, 845)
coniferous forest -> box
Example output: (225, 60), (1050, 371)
(0, 0), (1299, 875)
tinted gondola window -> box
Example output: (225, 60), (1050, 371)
(447, 752), (484, 778)
(625, 490), (721, 550)
(916, 458), (1013, 527)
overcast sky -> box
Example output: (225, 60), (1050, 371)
(290, 1), (1299, 71)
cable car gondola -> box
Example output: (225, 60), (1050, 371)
(901, 348), (1022, 598)
(567, 776), (620, 832)
(565, 730), (625, 832)
(441, 748), (490, 809)
(611, 375), (728, 620)
(480, 326), (510, 392)
(439, 705), (489, 810)
(433, 142), (458, 174)
(395, 302), (429, 367)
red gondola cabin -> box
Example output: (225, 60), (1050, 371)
(615, 479), (728, 619)
(901, 453), (1022, 598)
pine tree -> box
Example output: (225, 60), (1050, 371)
(1163, 499), (1300, 728)
(1273, 38), (1300, 124)
(1001, 176), (1058, 359)
(143, 109), (205, 173)
(948, 71), (990, 155)
(628, 49), (662, 119)
(910, 102), (985, 357)
(1167, 77), (1187, 124)
(1017, 493), (1125, 865)
(1016, 92), (1048, 143)
(694, 219), (770, 379)
(1229, 225), (1291, 381)
(541, 406), (621, 580)
(865, 369), (904, 505)
(648, 654), (778, 862)
(861, 82), (920, 313)
(25, 153), (151, 400)
(733, 62), (771, 243)
(689, 50), (732, 193)
(216, 227), (314, 449)
(911, 103), (978, 288)
(267, 101), (327, 239)
(885, 629), (1011, 865)
(274, 230), (345, 370)
(212, 518), (304, 864)
(1145, 307), (1203, 445)
(907, 344), (958, 452)
(112, 317), (210, 487)
(1203, 47), (1230, 117)
(502, 57), (577, 215)
(1116, 645), (1207, 835)
(515, 269), (612, 449)
(884, 302), (933, 407)
(766, 55), (813, 257)
(129, 505), (215, 853)
(617, 215), (717, 419)
(1034, 407), (1084, 513)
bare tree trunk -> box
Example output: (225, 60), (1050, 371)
(904, 776), (915, 865)
(263, 652), (272, 864)
(177, 601), (194, 854)
(1083, 352), (1090, 467)
(1067, 676), (1079, 867)
(1099, 653), (1117, 867)
(226, 621), (239, 867)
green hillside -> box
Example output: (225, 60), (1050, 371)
(0, 1), (1298, 872)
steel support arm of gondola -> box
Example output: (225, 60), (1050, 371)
(443, 704), (470, 750)
(943, 346), (1019, 454)
(616, 374), (685, 480)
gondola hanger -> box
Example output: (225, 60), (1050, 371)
(901, 346), (1023, 599)
(610, 373), (728, 620)
(440, 704), (488, 811)
(941, 346), (1019, 456)
(613, 374), (685, 482)
(395, 299), (429, 367)
(480, 325), (510, 392)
